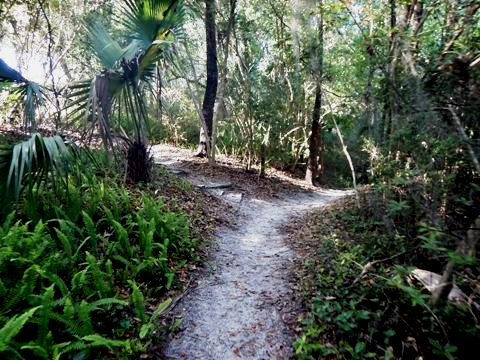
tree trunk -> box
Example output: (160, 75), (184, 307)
(211, 0), (237, 164)
(233, 29), (253, 171)
(305, 0), (324, 185)
(384, 0), (398, 150)
(196, 0), (218, 159)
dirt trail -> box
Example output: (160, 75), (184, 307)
(151, 145), (347, 359)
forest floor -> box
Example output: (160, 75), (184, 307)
(151, 144), (349, 359)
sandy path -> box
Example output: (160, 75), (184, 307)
(152, 145), (346, 359)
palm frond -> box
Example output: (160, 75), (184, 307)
(19, 82), (45, 130)
(0, 133), (78, 201)
(0, 59), (44, 130)
(120, 0), (184, 46)
(84, 21), (125, 69)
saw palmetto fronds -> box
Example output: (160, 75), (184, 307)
(65, 1), (184, 183)
(67, 0), (184, 139)
(0, 59), (45, 130)
(0, 133), (78, 202)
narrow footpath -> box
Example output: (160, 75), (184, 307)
(152, 145), (346, 359)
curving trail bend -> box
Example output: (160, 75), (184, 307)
(152, 145), (347, 359)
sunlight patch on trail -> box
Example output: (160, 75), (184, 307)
(152, 145), (348, 359)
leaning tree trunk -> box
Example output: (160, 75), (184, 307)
(196, 0), (218, 159)
(305, 0), (324, 185)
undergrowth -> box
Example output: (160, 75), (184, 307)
(293, 197), (479, 360)
(0, 169), (199, 359)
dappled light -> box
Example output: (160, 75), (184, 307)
(0, 0), (478, 359)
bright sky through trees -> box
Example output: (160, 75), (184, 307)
(0, 43), (47, 83)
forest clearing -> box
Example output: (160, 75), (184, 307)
(0, 0), (479, 359)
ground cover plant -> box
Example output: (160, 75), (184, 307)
(0, 148), (205, 359)
(1, 0), (479, 358)
(289, 194), (479, 360)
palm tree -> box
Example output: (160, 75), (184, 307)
(67, 0), (185, 183)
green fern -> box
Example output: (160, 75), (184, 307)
(54, 229), (73, 258)
(128, 280), (147, 325)
(77, 300), (94, 335)
(70, 268), (89, 298)
(20, 343), (49, 359)
(86, 252), (112, 298)
(110, 218), (133, 258)
(88, 298), (127, 312)
(1, 266), (39, 315)
(81, 211), (100, 256)
(37, 285), (55, 347)
(137, 216), (155, 258)
(32, 266), (69, 297)
(52, 334), (131, 360)
(0, 306), (40, 353)
(139, 298), (172, 339)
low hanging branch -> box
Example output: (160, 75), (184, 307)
(352, 251), (406, 285)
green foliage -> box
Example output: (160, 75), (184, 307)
(0, 134), (75, 200)
(0, 170), (195, 359)
(66, 0), (186, 184)
(0, 59), (44, 130)
(0, 306), (40, 356)
(294, 202), (480, 360)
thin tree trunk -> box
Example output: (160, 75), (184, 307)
(177, 43), (209, 149)
(305, 0), (324, 185)
(384, 0), (398, 150)
(233, 30), (253, 171)
(211, 0), (237, 164)
(39, 0), (61, 130)
(196, 0), (218, 161)
(156, 66), (162, 124)
(333, 117), (360, 208)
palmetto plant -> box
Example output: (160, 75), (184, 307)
(0, 133), (83, 216)
(0, 59), (44, 131)
(0, 60), (84, 213)
(68, 0), (185, 183)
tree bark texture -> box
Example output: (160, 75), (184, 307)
(305, 0), (324, 185)
(211, 0), (237, 163)
(197, 0), (218, 158)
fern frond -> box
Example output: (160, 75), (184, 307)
(37, 285), (55, 347)
(139, 297), (171, 339)
(54, 229), (73, 258)
(0, 306), (40, 352)
(88, 298), (128, 312)
(86, 252), (112, 298)
(110, 219), (132, 258)
(20, 343), (49, 358)
(128, 280), (146, 324)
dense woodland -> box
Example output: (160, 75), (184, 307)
(0, 0), (479, 359)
